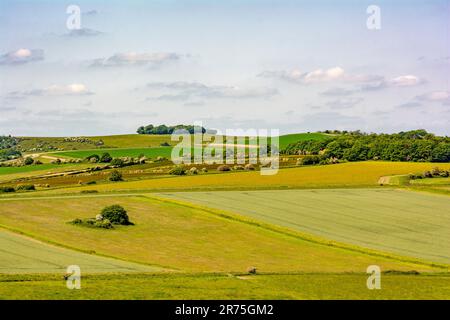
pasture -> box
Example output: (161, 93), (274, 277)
(0, 195), (436, 273)
(51, 147), (173, 160)
(156, 188), (450, 265)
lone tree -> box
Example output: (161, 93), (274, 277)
(100, 152), (112, 163)
(109, 170), (123, 181)
(101, 205), (132, 225)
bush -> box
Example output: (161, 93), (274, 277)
(34, 160), (43, 165)
(0, 186), (15, 193)
(86, 180), (97, 185)
(110, 158), (125, 167)
(86, 154), (100, 163)
(94, 219), (113, 229)
(244, 164), (255, 171)
(16, 184), (35, 191)
(24, 157), (34, 165)
(301, 155), (322, 165)
(169, 166), (186, 175)
(440, 171), (449, 178)
(217, 165), (231, 172)
(80, 190), (98, 194)
(201, 167), (208, 173)
(189, 167), (198, 174)
(109, 170), (123, 181)
(423, 170), (433, 178)
(100, 152), (112, 163)
(101, 205), (132, 225)
(233, 165), (244, 170)
(160, 142), (170, 146)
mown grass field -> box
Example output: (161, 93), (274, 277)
(0, 163), (94, 183)
(0, 229), (161, 274)
(51, 147), (173, 160)
(45, 161), (450, 194)
(157, 188), (450, 265)
(0, 195), (437, 273)
(1, 273), (449, 300)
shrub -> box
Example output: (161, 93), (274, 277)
(160, 142), (170, 146)
(100, 152), (112, 163)
(233, 165), (244, 170)
(86, 180), (97, 185)
(34, 160), (43, 165)
(94, 219), (113, 229)
(24, 157), (34, 165)
(109, 170), (123, 181)
(101, 205), (132, 225)
(169, 166), (186, 175)
(201, 167), (208, 173)
(423, 170), (433, 178)
(244, 164), (255, 171)
(431, 167), (441, 176)
(80, 190), (98, 194)
(301, 155), (322, 165)
(189, 167), (198, 174)
(86, 154), (100, 163)
(0, 186), (15, 193)
(16, 184), (35, 191)
(440, 171), (449, 178)
(110, 158), (125, 167)
(217, 165), (231, 172)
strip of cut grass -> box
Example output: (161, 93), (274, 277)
(0, 273), (449, 300)
(0, 195), (437, 273)
(0, 229), (163, 274)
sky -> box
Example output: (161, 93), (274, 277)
(0, 0), (449, 136)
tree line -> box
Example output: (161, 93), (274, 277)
(137, 124), (210, 135)
(282, 129), (450, 163)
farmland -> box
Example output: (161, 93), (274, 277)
(1, 273), (449, 300)
(43, 161), (450, 194)
(51, 147), (173, 160)
(0, 229), (161, 274)
(1, 132), (450, 300)
(156, 188), (450, 265)
(0, 195), (432, 273)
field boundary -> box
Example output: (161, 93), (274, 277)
(146, 194), (450, 271)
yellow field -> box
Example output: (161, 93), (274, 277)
(36, 161), (450, 194)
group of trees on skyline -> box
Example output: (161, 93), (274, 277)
(137, 124), (208, 135)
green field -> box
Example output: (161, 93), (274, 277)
(0, 229), (162, 274)
(278, 132), (331, 149)
(0, 194), (436, 273)
(1, 273), (449, 300)
(156, 189), (450, 265)
(51, 147), (173, 160)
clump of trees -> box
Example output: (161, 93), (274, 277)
(70, 205), (133, 229)
(137, 124), (207, 135)
(283, 130), (450, 163)
(109, 170), (123, 181)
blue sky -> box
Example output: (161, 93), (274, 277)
(0, 0), (449, 136)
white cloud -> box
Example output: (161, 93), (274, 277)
(146, 81), (278, 101)
(416, 91), (450, 103)
(389, 75), (422, 87)
(0, 48), (44, 65)
(90, 52), (180, 67)
(6, 83), (94, 99)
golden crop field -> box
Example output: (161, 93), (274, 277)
(43, 161), (450, 194)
